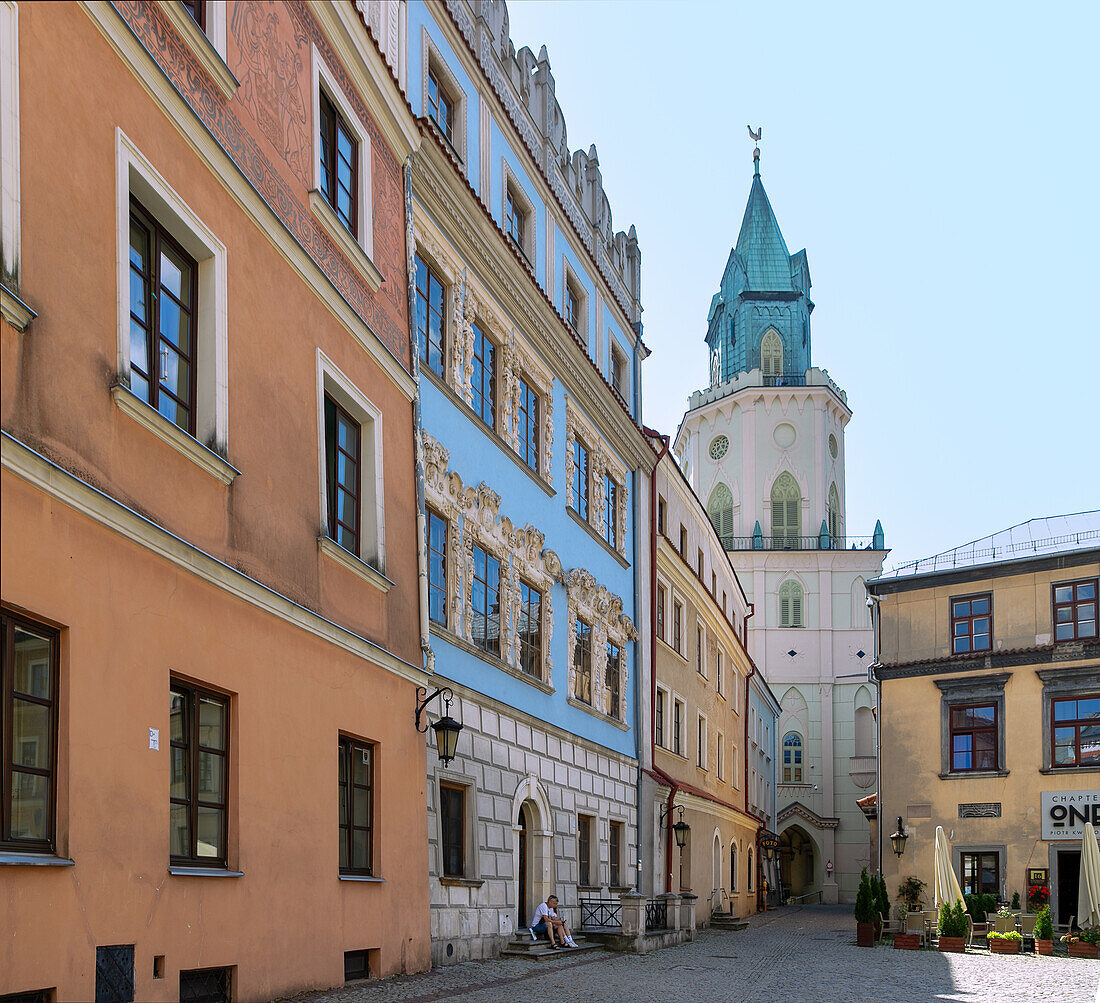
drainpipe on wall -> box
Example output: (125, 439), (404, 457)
(404, 161), (431, 671)
(642, 426), (673, 892)
(632, 461), (644, 892)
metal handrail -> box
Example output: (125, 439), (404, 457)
(720, 534), (878, 552)
(645, 897), (669, 931)
(580, 897), (622, 930)
(786, 890), (822, 904)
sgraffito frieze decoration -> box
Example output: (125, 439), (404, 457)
(113, 0), (411, 368)
(564, 568), (636, 721)
(565, 397), (628, 557)
(422, 433), (562, 683)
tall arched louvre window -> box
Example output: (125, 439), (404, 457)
(828, 483), (841, 542)
(770, 471), (801, 546)
(779, 579), (804, 627)
(761, 329), (783, 378)
(783, 731), (804, 782)
(708, 483), (734, 542)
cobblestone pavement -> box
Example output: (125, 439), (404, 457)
(282, 906), (1100, 1003)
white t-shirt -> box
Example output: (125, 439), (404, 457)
(531, 902), (557, 927)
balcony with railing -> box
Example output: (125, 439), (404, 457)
(720, 533), (881, 552)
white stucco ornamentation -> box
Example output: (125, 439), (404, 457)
(423, 432), (562, 682)
(564, 568), (636, 720)
(565, 397), (628, 558)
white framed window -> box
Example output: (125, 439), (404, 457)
(655, 684), (669, 749)
(501, 159), (535, 266)
(779, 579), (804, 628)
(610, 340), (629, 403)
(716, 731), (724, 780)
(731, 745), (739, 788)
(316, 350), (386, 577)
(696, 623), (706, 677)
(422, 30), (467, 162)
(114, 129), (230, 468)
(697, 713), (707, 769)
(435, 769), (478, 882)
(672, 696), (685, 757)
(716, 649), (724, 697)
(562, 258), (588, 343)
(731, 843), (738, 891)
(161, 1), (234, 100)
(310, 47), (378, 286)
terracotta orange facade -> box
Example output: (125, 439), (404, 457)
(1, 2), (428, 1000)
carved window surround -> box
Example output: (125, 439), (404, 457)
(565, 395), (628, 560)
(414, 226), (555, 485)
(423, 432), (562, 685)
(564, 568), (636, 722)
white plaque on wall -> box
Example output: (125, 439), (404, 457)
(1041, 790), (1100, 840)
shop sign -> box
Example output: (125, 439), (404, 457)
(1041, 790), (1100, 839)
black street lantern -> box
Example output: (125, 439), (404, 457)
(660, 803), (691, 849)
(415, 686), (463, 767)
(890, 816), (909, 858)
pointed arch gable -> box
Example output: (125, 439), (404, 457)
(770, 471), (802, 545)
(778, 578), (804, 627)
(761, 328), (783, 377)
(828, 482), (841, 540)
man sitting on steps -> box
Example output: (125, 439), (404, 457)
(530, 894), (578, 949)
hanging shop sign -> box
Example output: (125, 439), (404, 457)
(1041, 790), (1100, 840)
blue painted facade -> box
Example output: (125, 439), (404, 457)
(705, 159), (813, 383)
(401, 0), (651, 962)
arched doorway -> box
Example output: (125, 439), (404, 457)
(779, 825), (817, 900)
(518, 808), (529, 928)
(712, 831), (723, 914)
(512, 776), (552, 931)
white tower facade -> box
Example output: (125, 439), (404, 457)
(674, 156), (887, 904)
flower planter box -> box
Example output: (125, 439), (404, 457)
(893, 933), (921, 950)
(938, 936), (966, 954)
(856, 922), (876, 947)
(1068, 942), (1098, 959)
(989, 939), (1020, 955)
(1035, 939), (1053, 956)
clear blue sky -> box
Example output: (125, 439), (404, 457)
(505, 0), (1100, 569)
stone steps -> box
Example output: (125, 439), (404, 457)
(500, 935), (604, 961)
(710, 914), (750, 932)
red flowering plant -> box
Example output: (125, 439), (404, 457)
(1027, 884), (1050, 908)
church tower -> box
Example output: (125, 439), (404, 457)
(674, 143), (886, 906)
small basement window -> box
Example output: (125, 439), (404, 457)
(344, 949), (371, 982)
(179, 966), (232, 1003)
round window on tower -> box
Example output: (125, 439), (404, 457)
(828, 434), (838, 459)
(709, 435), (729, 461)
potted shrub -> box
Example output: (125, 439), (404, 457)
(937, 901), (968, 953)
(898, 876), (927, 914)
(855, 868), (877, 947)
(1011, 891), (1021, 911)
(1034, 905), (1054, 955)
(1064, 928), (1100, 959)
(988, 930), (1023, 955)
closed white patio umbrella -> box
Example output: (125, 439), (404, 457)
(934, 825), (966, 910)
(1078, 821), (1100, 930)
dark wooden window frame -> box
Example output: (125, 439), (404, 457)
(170, 680), (229, 868)
(338, 735), (374, 876)
(783, 731), (803, 783)
(673, 699), (683, 756)
(505, 186), (526, 253)
(427, 508), (448, 627)
(318, 89), (358, 237)
(439, 781), (465, 878)
(415, 255), (446, 379)
(960, 851), (999, 897)
(673, 600), (683, 655)
(604, 474), (618, 549)
(470, 321), (496, 430)
(1051, 693), (1100, 768)
(471, 543), (501, 657)
(571, 438), (590, 522)
(574, 619), (593, 705)
(696, 625), (704, 675)
(655, 689), (665, 748)
(180, 0), (206, 32)
(1052, 578), (1098, 643)
(325, 393), (362, 557)
(129, 197), (199, 435)
(950, 592), (993, 654)
(606, 641), (621, 720)
(656, 583), (666, 642)
(427, 67), (455, 146)
(1, 610), (61, 853)
(518, 580), (542, 679)
(517, 376), (540, 474)
(949, 703), (998, 772)
(565, 279), (582, 336)
(578, 813), (592, 886)
(609, 820), (622, 888)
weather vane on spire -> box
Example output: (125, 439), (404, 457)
(748, 125), (762, 175)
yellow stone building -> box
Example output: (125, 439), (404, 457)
(868, 514), (1098, 927)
